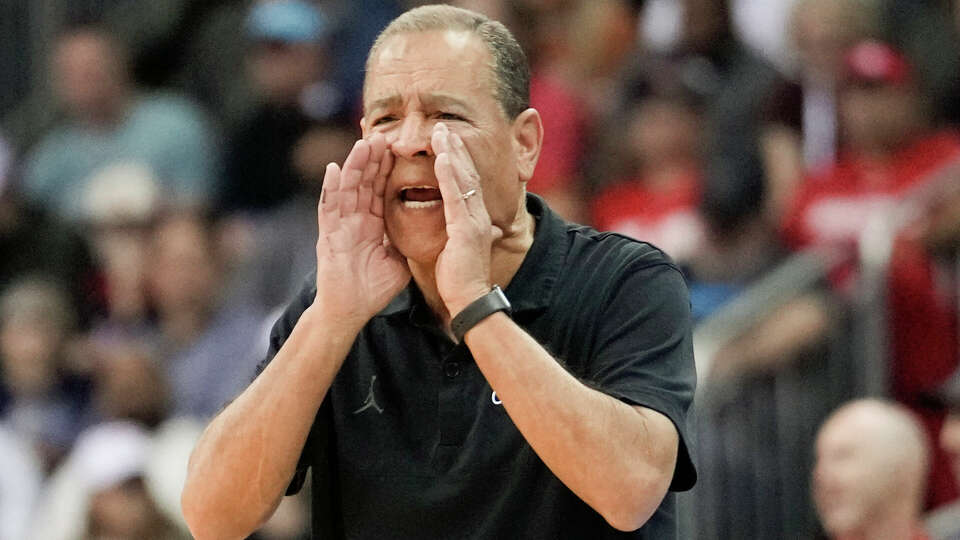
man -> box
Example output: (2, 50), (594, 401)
(22, 25), (218, 222)
(181, 5), (696, 538)
(813, 399), (931, 540)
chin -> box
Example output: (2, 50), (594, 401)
(385, 214), (447, 265)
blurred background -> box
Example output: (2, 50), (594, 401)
(3, 0), (960, 538)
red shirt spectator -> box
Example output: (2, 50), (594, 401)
(592, 169), (703, 261)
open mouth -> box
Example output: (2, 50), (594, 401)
(399, 186), (443, 208)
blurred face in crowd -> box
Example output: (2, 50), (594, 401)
(93, 341), (167, 425)
(812, 403), (924, 537)
(792, 0), (866, 84)
(840, 83), (924, 154)
(0, 283), (72, 398)
(628, 97), (700, 175)
(148, 215), (219, 320)
(247, 40), (322, 104)
(87, 477), (170, 540)
(0, 316), (61, 397)
(362, 29), (539, 264)
(52, 30), (129, 123)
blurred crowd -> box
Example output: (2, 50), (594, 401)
(4, 0), (960, 538)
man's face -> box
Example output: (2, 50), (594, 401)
(812, 417), (891, 537)
(840, 84), (921, 153)
(362, 30), (527, 264)
(53, 32), (127, 121)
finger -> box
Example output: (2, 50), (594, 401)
(358, 135), (384, 213)
(340, 140), (370, 215)
(372, 150), (392, 218)
(320, 162), (342, 232)
(435, 153), (468, 225)
(447, 132), (486, 215)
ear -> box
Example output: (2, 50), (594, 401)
(511, 108), (543, 183)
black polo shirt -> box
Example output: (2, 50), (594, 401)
(258, 194), (697, 539)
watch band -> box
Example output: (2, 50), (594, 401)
(451, 285), (512, 342)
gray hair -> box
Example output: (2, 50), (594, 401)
(365, 4), (530, 119)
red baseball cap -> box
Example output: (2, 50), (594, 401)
(842, 40), (912, 86)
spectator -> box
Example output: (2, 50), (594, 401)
(782, 40), (960, 255)
(0, 277), (91, 471)
(591, 77), (705, 264)
(147, 211), (267, 419)
(813, 399), (931, 540)
(81, 161), (162, 327)
(220, 0), (348, 215)
(31, 421), (190, 540)
(760, 0), (878, 223)
(22, 24), (218, 223)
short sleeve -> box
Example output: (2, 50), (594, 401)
(587, 261), (698, 491)
(255, 274), (323, 495)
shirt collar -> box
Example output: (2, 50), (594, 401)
(377, 193), (568, 319)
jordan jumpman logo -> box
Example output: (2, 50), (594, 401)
(353, 375), (384, 415)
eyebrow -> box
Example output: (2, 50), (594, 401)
(366, 93), (472, 114)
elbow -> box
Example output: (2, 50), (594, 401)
(181, 469), (264, 540)
(599, 470), (672, 532)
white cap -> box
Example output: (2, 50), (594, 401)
(83, 162), (161, 226)
(69, 421), (151, 493)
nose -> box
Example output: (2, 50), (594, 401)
(389, 114), (434, 159)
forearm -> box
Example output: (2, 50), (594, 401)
(465, 313), (678, 531)
(181, 305), (357, 539)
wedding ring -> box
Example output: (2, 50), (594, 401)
(460, 189), (477, 200)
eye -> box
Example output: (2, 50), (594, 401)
(436, 112), (466, 121)
(371, 115), (397, 126)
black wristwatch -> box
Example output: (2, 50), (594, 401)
(451, 285), (512, 342)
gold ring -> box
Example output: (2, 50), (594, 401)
(460, 189), (477, 200)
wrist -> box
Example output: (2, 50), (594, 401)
(304, 302), (368, 339)
(444, 285), (493, 318)
(450, 285), (511, 342)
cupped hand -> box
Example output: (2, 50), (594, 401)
(431, 123), (503, 317)
(314, 133), (410, 330)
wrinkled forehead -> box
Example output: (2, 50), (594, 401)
(363, 29), (495, 105)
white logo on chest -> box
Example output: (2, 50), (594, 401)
(353, 375), (384, 415)
(491, 390), (502, 406)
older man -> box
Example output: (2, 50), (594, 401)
(181, 5), (696, 538)
(813, 399), (931, 540)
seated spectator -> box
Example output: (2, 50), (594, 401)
(760, 0), (878, 223)
(592, 80), (704, 264)
(30, 421), (190, 540)
(22, 24), (218, 223)
(147, 211), (267, 419)
(221, 0), (348, 215)
(782, 40), (960, 256)
(81, 161), (162, 327)
(813, 399), (931, 540)
(0, 277), (92, 471)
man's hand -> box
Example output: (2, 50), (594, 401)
(315, 133), (410, 331)
(432, 123), (503, 317)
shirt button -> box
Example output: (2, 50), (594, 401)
(444, 361), (461, 378)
